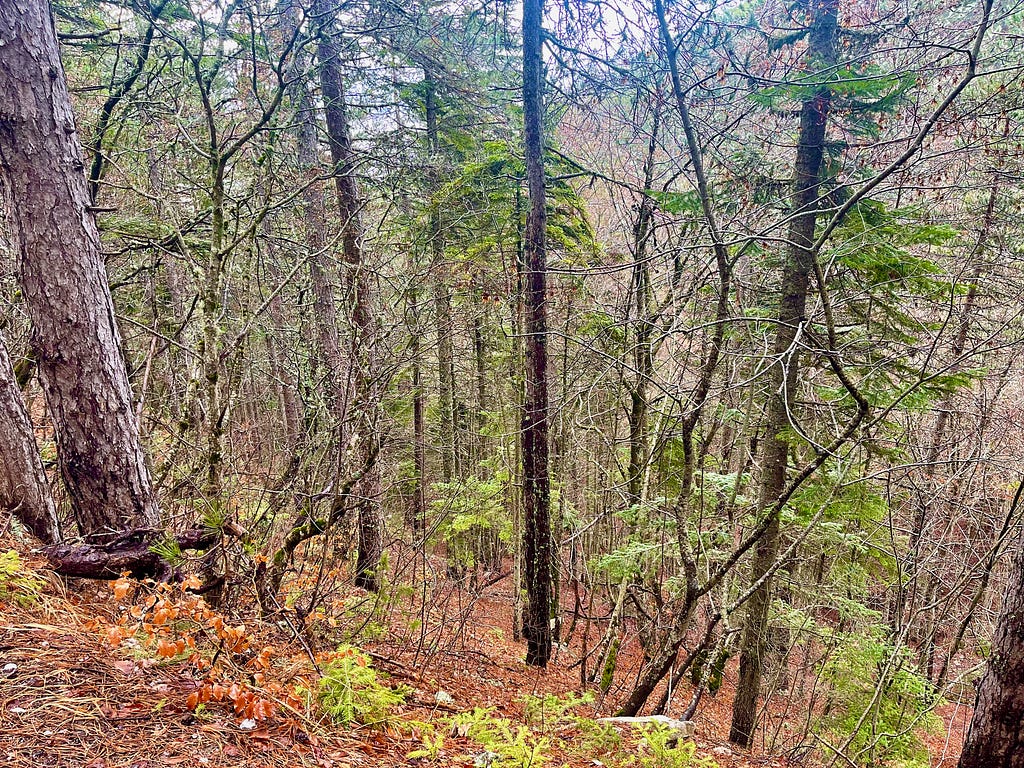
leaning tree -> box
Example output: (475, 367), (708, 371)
(0, 0), (157, 538)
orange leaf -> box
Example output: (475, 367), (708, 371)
(181, 575), (202, 591)
(156, 639), (177, 658)
(112, 577), (132, 601)
(186, 691), (200, 709)
(254, 699), (275, 720)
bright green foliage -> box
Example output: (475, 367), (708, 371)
(0, 550), (43, 606)
(406, 720), (446, 760)
(148, 535), (184, 566)
(621, 724), (719, 768)
(317, 645), (405, 726)
(430, 475), (511, 571)
(523, 691), (594, 729)
(448, 707), (550, 768)
(592, 501), (672, 582)
(439, 140), (600, 268)
(749, 64), (914, 140)
(823, 200), (973, 412)
(817, 629), (941, 767)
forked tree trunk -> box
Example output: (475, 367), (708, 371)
(729, 0), (838, 746)
(625, 107), (659, 506)
(0, 331), (59, 543)
(0, 0), (157, 537)
(613, 0), (735, 716)
(521, 0), (552, 667)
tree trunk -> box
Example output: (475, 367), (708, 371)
(958, 525), (1024, 768)
(0, 331), (59, 543)
(729, 0), (838, 746)
(521, 0), (552, 667)
(424, 73), (457, 484)
(626, 108), (658, 506)
(297, 72), (347, 432)
(472, 306), (487, 467)
(0, 0), (158, 537)
(410, 285), (427, 531)
(315, 0), (383, 592)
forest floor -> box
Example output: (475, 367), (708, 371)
(0, 536), (970, 768)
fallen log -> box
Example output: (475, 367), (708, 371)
(45, 527), (221, 580)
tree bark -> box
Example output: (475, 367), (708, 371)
(297, 70), (347, 432)
(626, 107), (659, 506)
(729, 0), (838, 746)
(0, 0), (158, 537)
(46, 526), (219, 580)
(315, 0), (384, 592)
(0, 331), (59, 543)
(958, 524), (1024, 768)
(410, 286), (427, 531)
(521, 0), (552, 667)
(614, 0), (736, 716)
(425, 72), (457, 483)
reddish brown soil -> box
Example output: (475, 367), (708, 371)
(0, 542), (969, 768)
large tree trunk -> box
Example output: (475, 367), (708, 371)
(315, 0), (384, 592)
(521, 0), (552, 667)
(958, 525), (1024, 768)
(0, 331), (59, 543)
(0, 0), (157, 537)
(729, 0), (838, 746)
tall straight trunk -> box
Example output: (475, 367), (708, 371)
(297, 75), (347, 429)
(0, 0), (157, 536)
(262, 217), (302, 453)
(0, 331), (59, 543)
(315, 1), (383, 592)
(425, 73), (457, 483)
(958, 520), (1024, 768)
(472, 307), (487, 467)
(410, 286), (427, 531)
(729, 0), (838, 746)
(521, 0), (552, 667)
(510, 185), (525, 641)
